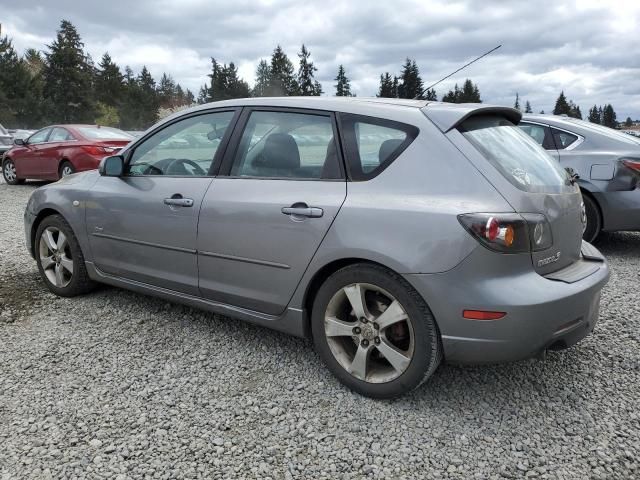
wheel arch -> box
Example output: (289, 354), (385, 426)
(301, 257), (432, 337)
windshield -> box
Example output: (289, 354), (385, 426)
(76, 126), (133, 140)
(460, 116), (571, 193)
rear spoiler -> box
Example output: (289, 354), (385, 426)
(421, 103), (522, 133)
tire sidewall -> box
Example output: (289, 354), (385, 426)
(311, 264), (439, 399)
(2, 158), (20, 185)
(59, 161), (75, 179)
(35, 215), (87, 296)
(582, 194), (601, 243)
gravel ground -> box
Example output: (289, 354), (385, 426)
(0, 179), (639, 480)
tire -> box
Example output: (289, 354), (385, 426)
(2, 158), (25, 185)
(311, 263), (442, 399)
(35, 214), (96, 297)
(59, 161), (75, 179)
(582, 193), (602, 243)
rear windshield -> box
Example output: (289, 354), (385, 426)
(76, 126), (133, 140)
(460, 116), (571, 193)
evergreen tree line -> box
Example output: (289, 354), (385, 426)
(0, 19), (625, 130)
(0, 20), (195, 130)
(587, 104), (618, 128)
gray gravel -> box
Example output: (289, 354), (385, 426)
(1, 179), (639, 480)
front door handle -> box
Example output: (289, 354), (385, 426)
(164, 196), (194, 207)
(281, 206), (324, 218)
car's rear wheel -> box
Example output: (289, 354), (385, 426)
(59, 161), (75, 178)
(2, 158), (24, 185)
(35, 215), (96, 297)
(582, 193), (602, 243)
(311, 263), (442, 398)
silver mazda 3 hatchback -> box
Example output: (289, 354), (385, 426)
(24, 98), (610, 398)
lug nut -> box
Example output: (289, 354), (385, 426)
(374, 337), (380, 345)
(360, 317), (368, 324)
(373, 323), (379, 330)
(353, 326), (361, 335)
(361, 339), (369, 347)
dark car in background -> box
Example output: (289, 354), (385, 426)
(2, 125), (133, 184)
(520, 115), (640, 241)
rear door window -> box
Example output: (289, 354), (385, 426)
(519, 122), (556, 150)
(460, 116), (571, 193)
(339, 114), (418, 180)
(551, 128), (579, 149)
(49, 127), (75, 142)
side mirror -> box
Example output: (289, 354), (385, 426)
(14, 138), (25, 146)
(99, 155), (124, 177)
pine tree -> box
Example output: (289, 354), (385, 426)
(588, 105), (601, 124)
(397, 59), (424, 99)
(253, 59), (271, 97)
(21, 48), (48, 127)
(95, 53), (124, 108)
(602, 104), (617, 128)
(157, 72), (176, 108)
(553, 91), (571, 116)
(625, 117), (633, 127)
(266, 45), (298, 96)
(43, 20), (95, 123)
(0, 35), (32, 126)
(540, 110), (545, 114)
(334, 65), (352, 97)
(137, 66), (159, 127)
(207, 58), (251, 101)
(442, 79), (481, 103)
(424, 88), (437, 101)
(568, 101), (582, 119)
(514, 92), (520, 111)
(197, 85), (208, 104)
(524, 100), (532, 113)
(377, 73), (396, 98)
(297, 45), (322, 96)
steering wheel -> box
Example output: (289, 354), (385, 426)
(132, 162), (163, 175)
(165, 158), (207, 176)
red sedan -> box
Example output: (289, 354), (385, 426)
(2, 125), (133, 184)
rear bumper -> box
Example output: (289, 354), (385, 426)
(404, 242), (610, 364)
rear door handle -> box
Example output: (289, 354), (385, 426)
(281, 206), (324, 218)
(164, 197), (194, 207)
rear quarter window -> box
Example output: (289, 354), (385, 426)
(339, 113), (418, 181)
(459, 116), (572, 193)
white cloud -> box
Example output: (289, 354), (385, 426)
(2, 0), (639, 118)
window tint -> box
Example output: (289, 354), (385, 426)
(230, 111), (340, 179)
(551, 128), (578, 149)
(49, 127), (74, 142)
(460, 116), (571, 193)
(339, 114), (417, 181)
(28, 128), (51, 144)
(128, 111), (234, 176)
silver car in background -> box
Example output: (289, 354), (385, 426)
(520, 115), (640, 242)
(23, 98), (609, 398)
(0, 124), (13, 158)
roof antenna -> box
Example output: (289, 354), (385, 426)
(414, 44), (502, 99)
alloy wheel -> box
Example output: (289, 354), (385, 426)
(61, 165), (73, 177)
(4, 161), (16, 182)
(39, 226), (74, 288)
(324, 283), (415, 383)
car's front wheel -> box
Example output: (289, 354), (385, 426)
(311, 263), (442, 398)
(35, 214), (96, 297)
(2, 158), (25, 185)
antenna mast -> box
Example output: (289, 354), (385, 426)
(415, 44), (502, 99)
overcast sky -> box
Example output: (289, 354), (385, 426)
(2, 0), (640, 119)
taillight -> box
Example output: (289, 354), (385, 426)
(81, 145), (107, 156)
(458, 213), (553, 253)
(621, 158), (640, 174)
